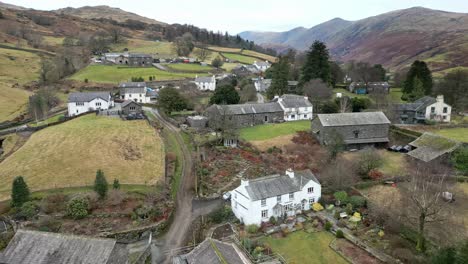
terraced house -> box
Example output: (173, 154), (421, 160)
(231, 169), (321, 225)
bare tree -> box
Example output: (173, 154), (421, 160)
(321, 157), (358, 192)
(338, 96), (351, 113)
(303, 79), (332, 114)
(194, 45), (212, 61)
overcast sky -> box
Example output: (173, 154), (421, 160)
(4, 0), (468, 33)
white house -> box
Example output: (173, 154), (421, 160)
(67, 92), (113, 116)
(273, 94), (313, 121)
(252, 61), (271, 72)
(231, 169), (321, 225)
(253, 78), (271, 92)
(194, 75), (216, 91)
(424, 95), (452, 122)
(119, 82), (151, 103)
(396, 95), (452, 124)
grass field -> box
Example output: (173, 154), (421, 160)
(240, 120), (310, 141)
(0, 114), (164, 201)
(221, 62), (240, 72)
(208, 46), (241, 53)
(261, 231), (347, 264)
(28, 113), (65, 127)
(0, 48), (40, 122)
(165, 63), (213, 72)
(1, 134), (20, 155)
(43, 36), (65, 46)
(112, 39), (175, 57)
(241, 50), (276, 62)
(389, 88), (404, 103)
(221, 53), (257, 64)
(70, 65), (203, 83)
(432, 128), (468, 143)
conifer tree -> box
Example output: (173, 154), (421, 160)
(113, 179), (120, 190)
(94, 169), (108, 199)
(11, 176), (30, 207)
(403, 60), (433, 96)
(300, 41), (331, 85)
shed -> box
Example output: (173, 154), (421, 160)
(187, 115), (208, 129)
(407, 132), (461, 162)
(121, 100), (142, 116)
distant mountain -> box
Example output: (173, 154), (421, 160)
(0, 1), (28, 10)
(240, 7), (468, 71)
(55, 5), (165, 25)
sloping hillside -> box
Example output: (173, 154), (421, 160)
(55, 5), (165, 25)
(240, 7), (468, 71)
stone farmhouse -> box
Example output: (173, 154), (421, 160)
(194, 75), (216, 91)
(252, 61), (271, 72)
(348, 82), (390, 94)
(312, 112), (391, 150)
(231, 169), (321, 225)
(119, 82), (152, 103)
(407, 132), (461, 163)
(273, 94), (313, 121)
(68, 92), (114, 116)
(103, 52), (152, 67)
(0, 229), (128, 264)
(205, 103), (284, 129)
(173, 238), (251, 264)
(396, 95), (452, 124)
(121, 100), (143, 116)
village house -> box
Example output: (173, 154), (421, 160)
(272, 94), (313, 121)
(231, 169), (321, 225)
(252, 60), (271, 72)
(0, 229), (128, 264)
(407, 132), (461, 163)
(103, 52), (153, 66)
(348, 82), (390, 94)
(205, 102), (284, 129)
(312, 112), (391, 150)
(194, 75), (216, 91)
(68, 92), (114, 116)
(232, 65), (260, 76)
(121, 100), (143, 116)
(252, 77), (271, 92)
(173, 238), (251, 264)
(119, 82), (151, 103)
(396, 95), (452, 124)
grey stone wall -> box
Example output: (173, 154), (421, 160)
(206, 109), (284, 129)
(122, 103), (143, 115)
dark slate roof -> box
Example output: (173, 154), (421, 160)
(276, 94), (312, 108)
(177, 239), (250, 264)
(245, 170), (320, 201)
(397, 96), (438, 112)
(0, 229), (121, 264)
(317, 112), (390, 127)
(68, 92), (110, 103)
(119, 82), (146, 88)
(414, 96), (437, 106)
(195, 76), (215, 83)
(407, 132), (461, 162)
(212, 102), (283, 115)
(128, 53), (152, 58)
(119, 83), (146, 94)
(254, 61), (270, 67)
(121, 100), (140, 108)
(396, 103), (421, 111)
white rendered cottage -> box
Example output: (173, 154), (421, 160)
(273, 94), (313, 121)
(231, 169), (321, 225)
(119, 82), (151, 103)
(252, 61), (271, 72)
(194, 75), (216, 91)
(423, 95), (452, 122)
(68, 92), (113, 116)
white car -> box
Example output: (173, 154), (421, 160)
(222, 191), (231, 201)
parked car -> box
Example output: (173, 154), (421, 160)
(222, 191), (231, 201)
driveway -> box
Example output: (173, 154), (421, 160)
(257, 93), (265, 103)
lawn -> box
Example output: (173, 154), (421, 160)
(432, 128), (468, 143)
(208, 46), (241, 53)
(28, 113), (65, 127)
(221, 53), (257, 64)
(70, 65), (203, 83)
(240, 120), (311, 141)
(0, 114), (165, 201)
(165, 63), (213, 73)
(342, 149), (408, 177)
(0, 48), (40, 122)
(112, 39), (175, 57)
(221, 62), (240, 72)
(261, 231), (347, 264)
(389, 88), (404, 103)
(241, 50), (276, 62)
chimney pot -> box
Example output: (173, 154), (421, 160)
(286, 168), (294, 178)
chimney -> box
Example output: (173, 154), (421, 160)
(436, 95), (444, 103)
(304, 96), (308, 101)
(241, 179), (249, 186)
(286, 168), (294, 179)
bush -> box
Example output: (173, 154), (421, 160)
(345, 203), (353, 215)
(452, 147), (468, 175)
(41, 193), (66, 213)
(325, 221), (332, 231)
(336, 229), (345, 238)
(113, 179), (120, 189)
(269, 216), (277, 225)
(37, 216), (61, 232)
(20, 201), (38, 219)
(334, 211), (340, 220)
(358, 149), (383, 178)
(66, 196), (89, 219)
(94, 169), (108, 199)
(209, 206), (234, 224)
(368, 169), (383, 180)
(333, 191), (348, 205)
(107, 190), (125, 206)
(246, 224), (259, 234)
(84, 78), (88, 83)
(349, 196), (367, 208)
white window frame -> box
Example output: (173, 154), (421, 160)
(261, 209), (268, 219)
(308, 187), (313, 194)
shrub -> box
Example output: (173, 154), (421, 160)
(41, 193), (66, 213)
(345, 203), (353, 215)
(312, 202), (324, 211)
(333, 191), (348, 205)
(209, 206), (233, 224)
(349, 196), (367, 208)
(112, 179), (120, 189)
(86, 192), (99, 210)
(11, 176), (30, 207)
(20, 201), (38, 219)
(246, 224), (259, 234)
(334, 211), (340, 220)
(94, 169), (108, 199)
(336, 229), (344, 238)
(37, 216), (61, 232)
(269, 216), (277, 225)
(325, 221), (332, 231)
(66, 196), (89, 219)
(107, 190), (125, 206)
(452, 147), (468, 175)
(84, 78), (88, 83)
(368, 169), (383, 180)
(358, 149), (383, 178)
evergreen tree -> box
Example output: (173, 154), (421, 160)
(11, 176), (30, 207)
(94, 169), (108, 199)
(113, 179), (120, 190)
(403, 60), (433, 96)
(210, 85), (240, 105)
(211, 56), (224, 69)
(409, 77), (425, 101)
(300, 41), (331, 85)
(267, 56), (290, 99)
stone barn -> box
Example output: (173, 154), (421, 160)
(121, 100), (142, 116)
